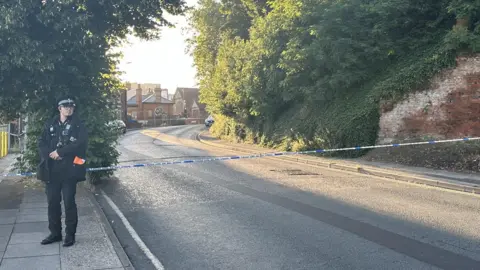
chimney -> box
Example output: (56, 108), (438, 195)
(161, 89), (168, 99)
(136, 85), (143, 119)
(154, 86), (162, 103)
(136, 86), (142, 105)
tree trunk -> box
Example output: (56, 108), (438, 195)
(456, 17), (469, 28)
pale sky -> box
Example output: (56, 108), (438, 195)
(116, 0), (198, 95)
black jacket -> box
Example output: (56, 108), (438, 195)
(37, 114), (88, 182)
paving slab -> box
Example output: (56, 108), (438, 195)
(0, 255), (61, 270)
(0, 225), (12, 238)
(21, 191), (46, 200)
(12, 217), (104, 237)
(18, 208), (48, 216)
(13, 222), (49, 234)
(21, 197), (47, 203)
(60, 234), (123, 270)
(8, 232), (46, 245)
(18, 205), (91, 218)
(0, 210), (18, 219)
(22, 192), (46, 198)
(22, 189), (45, 196)
(16, 214), (49, 223)
(19, 202), (48, 209)
(3, 242), (59, 258)
(0, 211), (17, 225)
(0, 218), (15, 226)
(0, 237), (7, 252)
(0, 185), (131, 270)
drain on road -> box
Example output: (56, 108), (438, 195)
(270, 169), (319, 176)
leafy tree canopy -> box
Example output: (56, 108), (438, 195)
(188, 0), (480, 154)
(0, 0), (187, 180)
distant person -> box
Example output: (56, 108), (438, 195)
(37, 96), (88, 247)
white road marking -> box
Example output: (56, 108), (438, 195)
(101, 190), (165, 270)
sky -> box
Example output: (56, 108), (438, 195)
(116, 0), (199, 95)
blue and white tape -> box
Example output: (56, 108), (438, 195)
(2, 136), (479, 178)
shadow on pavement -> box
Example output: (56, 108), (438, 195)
(0, 178), (24, 210)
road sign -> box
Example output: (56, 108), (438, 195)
(154, 107), (163, 116)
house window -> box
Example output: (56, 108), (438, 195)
(132, 111), (137, 119)
(176, 101), (184, 115)
(148, 110), (153, 117)
(192, 108), (199, 118)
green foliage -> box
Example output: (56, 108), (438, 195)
(188, 0), (480, 155)
(444, 24), (480, 51)
(1, 0), (186, 182)
(447, 0), (480, 19)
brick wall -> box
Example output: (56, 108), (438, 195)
(127, 103), (174, 121)
(377, 54), (480, 143)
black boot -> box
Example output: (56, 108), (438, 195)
(41, 234), (62, 245)
(63, 234), (75, 247)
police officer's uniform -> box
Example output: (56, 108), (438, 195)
(37, 98), (88, 247)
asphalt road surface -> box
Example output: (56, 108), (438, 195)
(95, 125), (480, 270)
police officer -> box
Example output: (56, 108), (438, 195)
(37, 97), (88, 247)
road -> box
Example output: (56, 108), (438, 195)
(95, 125), (480, 270)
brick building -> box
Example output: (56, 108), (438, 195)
(125, 83), (174, 121)
(173, 87), (207, 118)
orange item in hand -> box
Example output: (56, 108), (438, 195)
(73, 156), (85, 165)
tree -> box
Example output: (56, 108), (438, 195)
(188, 0), (480, 155)
(0, 0), (187, 182)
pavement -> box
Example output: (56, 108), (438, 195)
(0, 155), (16, 183)
(197, 131), (480, 194)
(97, 125), (480, 269)
(0, 155), (133, 270)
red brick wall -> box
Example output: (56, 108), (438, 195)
(127, 103), (174, 121)
(378, 55), (480, 143)
(402, 72), (480, 138)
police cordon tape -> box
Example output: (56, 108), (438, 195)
(2, 136), (480, 178)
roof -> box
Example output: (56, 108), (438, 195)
(175, 88), (199, 99)
(126, 90), (137, 101)
(174, 87), (206, 111)
(191, 100), (206, 111)
(143, 95), (174, 104)
(127, 91), (174, 106)
(126, 89), (161, 101)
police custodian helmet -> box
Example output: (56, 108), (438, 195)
(57, 97), (76, 107)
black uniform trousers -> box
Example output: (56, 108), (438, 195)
(45, 163), (78, 236)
